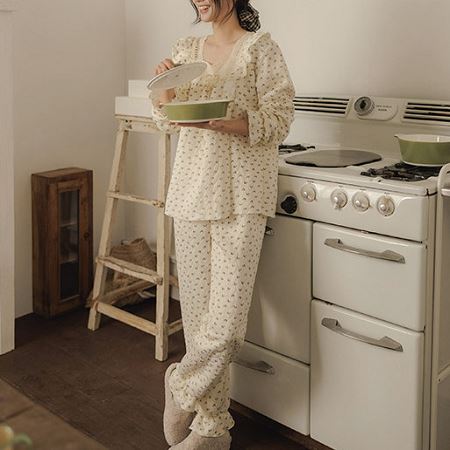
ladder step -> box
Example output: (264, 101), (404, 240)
(96, 302), (157, 335)
(98, 256), (163, 285)
(92, 280), (153, 306)
(107, 191), (164, 208)
(95, 302), (182, 337)
(168, 318), (183, 335)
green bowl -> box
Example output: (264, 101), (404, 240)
(163, 99), (230, 122)
(395, 134), (450, 166)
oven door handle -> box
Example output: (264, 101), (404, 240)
(321, 318), (404, 352)
(233, 357), (276, 374)
(324, 238), (406, 264)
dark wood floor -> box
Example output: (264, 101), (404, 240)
(0, 379), (104, 449)
(0, 300), (328, 450)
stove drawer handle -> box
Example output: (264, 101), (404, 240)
(233, 357), (275, 374)
(324, 238), (405, 264)
(321, 318), (404, 352)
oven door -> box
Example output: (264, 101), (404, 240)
(230, 339), (310, 435)
(313, 222), (427, 331)
(245, 214), (312, 363)
(311, 299), (424, 450)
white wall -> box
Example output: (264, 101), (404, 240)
(123, 0), (450, 247)
(126, 0), (450, 99)
(0, 1), (16, 353)
(14, 0), (127, 317)
(257, 0), (450, 100)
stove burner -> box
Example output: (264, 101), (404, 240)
(361, 162), (440, 182)
(279, 143), (315, 153)
(285, 150), (382, 168)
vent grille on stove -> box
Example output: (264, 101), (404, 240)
(293, 96), (350, 117)
(403, 101), (450, 125)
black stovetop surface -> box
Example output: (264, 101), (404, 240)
(278, 144), (440, 182)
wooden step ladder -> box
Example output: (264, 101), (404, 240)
(87, 115), (182, 361)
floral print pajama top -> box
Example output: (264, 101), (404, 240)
(152, 30), (295, 221)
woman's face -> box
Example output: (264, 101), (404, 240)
(192, 0), (235, 23)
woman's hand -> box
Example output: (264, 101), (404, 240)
(175, 117), (249, 137)
(152, 58), (176, 105)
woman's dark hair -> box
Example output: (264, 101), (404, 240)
(189, 0), (251, 26)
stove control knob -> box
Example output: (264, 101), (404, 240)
(301, 183), (317, 202)
(377, 195), (395, 216)
(280, 195), (298, 214)
(331, 189), (348, 209)
(355, 96), (375, 116)
(352, 192), (370, 212)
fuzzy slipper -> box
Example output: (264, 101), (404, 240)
(164, 363), (196, 446)
(169, 429), (232, 450)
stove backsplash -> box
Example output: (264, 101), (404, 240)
(287, 95), (450, 160)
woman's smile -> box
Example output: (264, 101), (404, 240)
(199, 5), (210, 13)
(194, 1), (213, 18)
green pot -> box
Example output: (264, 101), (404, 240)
(163, 99), (230, 122)
(395, 134), (450, 166)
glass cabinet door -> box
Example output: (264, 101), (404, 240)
(32, 168), (92, 318)
(59, 190), (80, 300)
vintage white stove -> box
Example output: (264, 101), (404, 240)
(230, 95), (450, 450)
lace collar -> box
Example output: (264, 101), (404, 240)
(193, 30), (269, 78)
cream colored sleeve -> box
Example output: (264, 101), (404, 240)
(246, 38), (295, 147)
(151, 37), (194, 133)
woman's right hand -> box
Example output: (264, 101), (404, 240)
(153, 58), (176, 105)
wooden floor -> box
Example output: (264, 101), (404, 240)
(0, 379), (104, 449)
(0, 300), (329, 450)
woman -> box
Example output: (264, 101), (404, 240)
(152, 1), (295, 448)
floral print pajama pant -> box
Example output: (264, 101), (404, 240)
(168, 213), (267, 437)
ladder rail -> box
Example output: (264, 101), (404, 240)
(97, 256), (163, 285)
(87, 117), (181, 361)
(155, 133), (172, 361)
(88, 125), (129, 331)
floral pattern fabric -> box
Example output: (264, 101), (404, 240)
(169, 213), (268, 436)
(152, 30), (295, 220)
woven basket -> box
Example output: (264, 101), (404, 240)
(111, 238), (157, 289)
(85, 238), (157, 308)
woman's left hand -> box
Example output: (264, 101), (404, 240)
(175, 117), (249, 137)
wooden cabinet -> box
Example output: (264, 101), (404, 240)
(32, 168), (93, 317)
